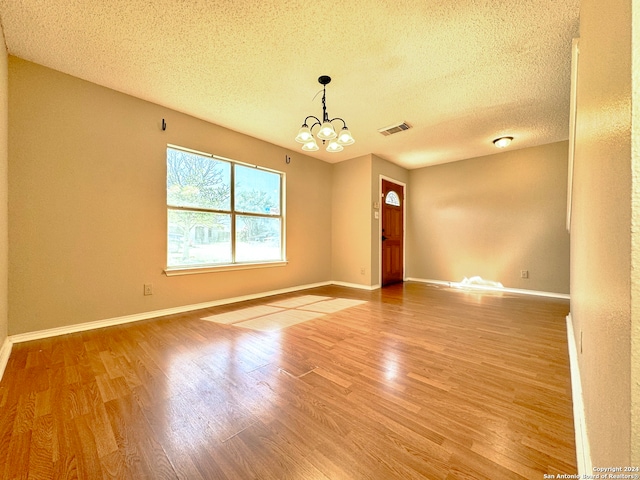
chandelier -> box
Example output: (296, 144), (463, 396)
(295, 75), (355, 153)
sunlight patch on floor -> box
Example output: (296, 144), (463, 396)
(298, 298), (367, 313)
(234, 310), (325, 332)
(201, 305), (284, 324)
(266, 295), (332, 308)
(201, 296), (367, 331)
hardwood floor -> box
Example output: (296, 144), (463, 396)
(0, 282), (576, 479)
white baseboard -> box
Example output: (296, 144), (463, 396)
(406, 277), (450, 287)
(405, 277), (570, 300)
(331, 281), (380, 291)
(566, 313), (592, 475)
(0, 336), (12, 383)
(10, 281), (332, 344)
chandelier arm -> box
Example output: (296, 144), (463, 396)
(303, 115), (322, 129)
(328, 117), (348, 128)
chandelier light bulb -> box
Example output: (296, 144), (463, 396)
(337, 127), (355, 145)
(301, 139), (319, 151)
(295, 125), (313, 143)
(317, 121), (337, 140)
(326, 140), (344, 153)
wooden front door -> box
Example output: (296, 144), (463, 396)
(381, 179), (404, 286)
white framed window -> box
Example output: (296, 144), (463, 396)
(166, 145), (284, 271)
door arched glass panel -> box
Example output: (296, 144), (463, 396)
(385, 190), (401, 206)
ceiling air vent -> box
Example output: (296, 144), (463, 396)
(378, 121), (411, 136)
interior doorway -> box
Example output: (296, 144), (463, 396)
(381, 178), (405, 286)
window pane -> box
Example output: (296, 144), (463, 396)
(168, 210), (231, 266)
(234, 165), (281, 215)
(235, 216), (282, 262)
(167, 148), (231, 211)
(385, 191), (401, 206)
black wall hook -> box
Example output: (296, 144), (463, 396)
(162, 119), (167, 131)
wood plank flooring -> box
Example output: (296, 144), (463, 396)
(0, 282), (576, 479)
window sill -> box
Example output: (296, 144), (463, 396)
(164, 261), (288, 277)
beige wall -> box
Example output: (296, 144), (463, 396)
(330, 154), (409, 288)
(407, 142), (570, 294)
(331, 155), (372, 285)
(0, 28), (8, 345)
(571, 0), (634, 464)
(8, 57), (332, 335)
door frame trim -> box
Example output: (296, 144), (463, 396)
(378, 175), (407, 287)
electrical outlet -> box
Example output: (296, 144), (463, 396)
(360, 267), (366, 275)
(144, 284), (153, 296)
(520, 270), (529, 279)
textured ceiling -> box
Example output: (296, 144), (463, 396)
(0, 0), (580, 169)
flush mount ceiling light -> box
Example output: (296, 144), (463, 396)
(493, 136), (513, 148)
(295, 75), (355, 153)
